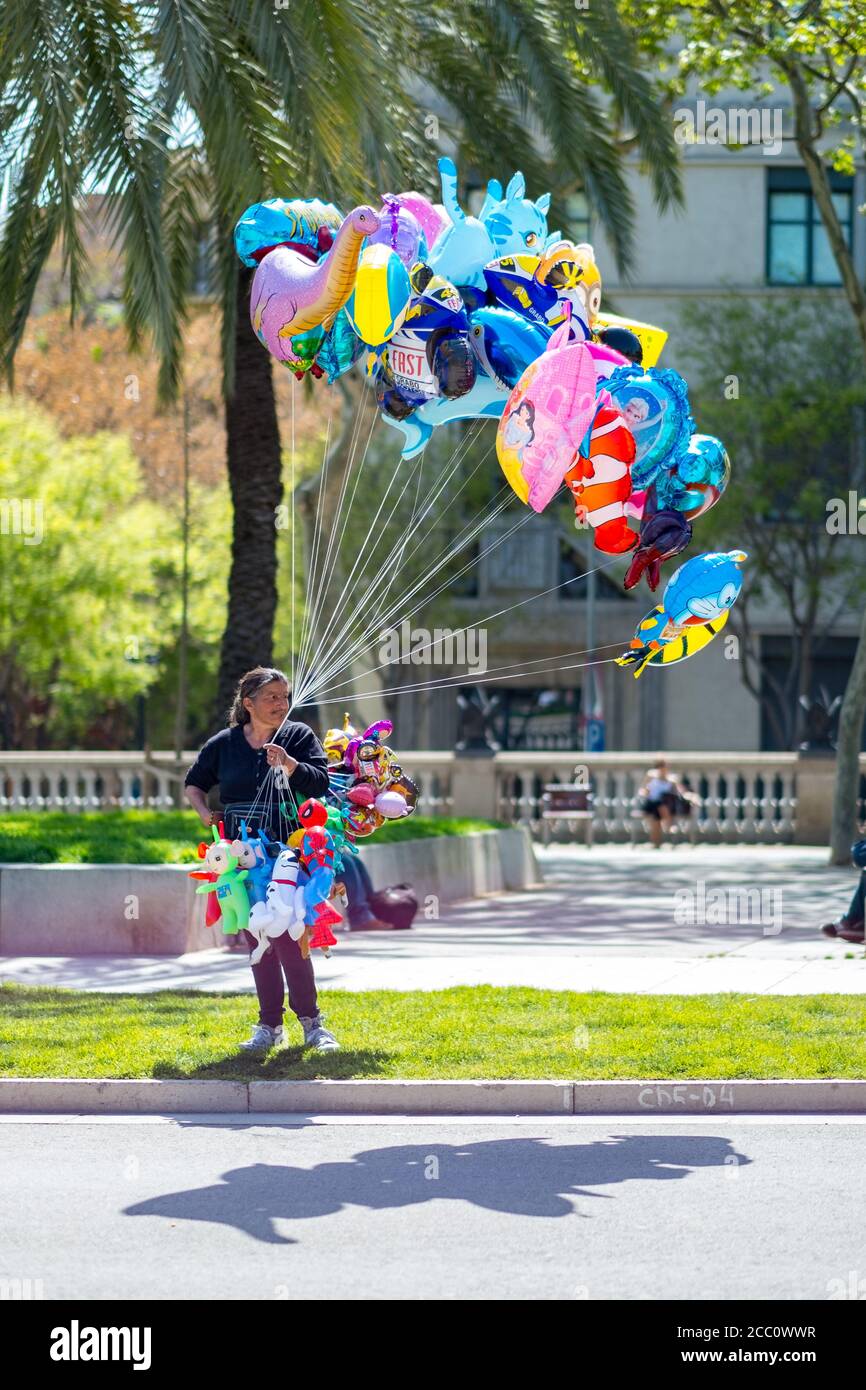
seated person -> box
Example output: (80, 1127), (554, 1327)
(822, 839), (866, 944)
(639, 757), (694, 849)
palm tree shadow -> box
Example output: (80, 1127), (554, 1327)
(124, 1133), (751, 1244)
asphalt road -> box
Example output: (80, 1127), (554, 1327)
(1, 1114), (864, 1301)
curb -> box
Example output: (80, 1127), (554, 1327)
(2, 1078), (866, 1115)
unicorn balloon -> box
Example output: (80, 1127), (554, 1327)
(427, 157), (554, 289)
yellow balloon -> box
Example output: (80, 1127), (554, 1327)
(538, 241), (602, 323)
(345, 244), (411, 346)
(593, 311), (668, 367)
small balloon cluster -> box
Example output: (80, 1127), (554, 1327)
(189, 720), (418, 953)
(189, 810), (345, 964)
(323, 714), (419, 838)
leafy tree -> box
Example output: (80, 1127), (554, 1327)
(619, 0), (866, 856)
(0, 402), (165, 746)
(0, 399), (232, 749)
(680, 292), (866, 748)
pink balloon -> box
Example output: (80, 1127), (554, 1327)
(347, 784), (376, 807)
(390, 191), (449, 253)
(375, 790), (409, 819)
(497, 327), (599, 513)
(585, 341), (630, 379)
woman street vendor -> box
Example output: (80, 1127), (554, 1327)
(184, 666), (339, 1054)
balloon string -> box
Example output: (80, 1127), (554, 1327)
(301, 551), (621, 706)
(293, 383), (372, 696)
(294, 657), (621, 707)
(302, 417), (491, 698)
(301, 484), (518, 705)
(315, 640), (626, 701)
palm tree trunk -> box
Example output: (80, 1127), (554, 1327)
(214, 266), (284, 725)
(830, 602), (866, 863)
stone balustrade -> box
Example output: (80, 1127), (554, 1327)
(0, 752), (189, 812)
(0, 749), (861, 846)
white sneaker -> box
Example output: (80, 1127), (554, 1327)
(239, 1023), (284, 1053)
(298, 1014), (340, 1053)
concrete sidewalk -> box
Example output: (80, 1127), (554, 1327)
(2, 845), (864, 995)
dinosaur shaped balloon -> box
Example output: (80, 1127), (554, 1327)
(248, 205), (380, 366)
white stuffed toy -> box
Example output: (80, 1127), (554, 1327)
(246, 850), (306, 964)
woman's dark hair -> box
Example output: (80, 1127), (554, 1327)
(517, 399), (536, 437)
(228, 667), (291, 727)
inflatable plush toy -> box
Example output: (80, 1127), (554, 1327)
(192, 827), (250, 935)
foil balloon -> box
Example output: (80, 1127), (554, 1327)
(468, 307), (550, 390)
(593, 311), (668, 368)
(234, 197), (343, 267)
(250, 206), (379, 361)
(656, 434), (731, 521)
(624, 507), (693, 592)
(596, 326), (643, 364)
(323, 713), (357, 765)
(538, 241), (602, 324)
(618, 608), (732, 678)
(387, 766), (419, 812)
(375, 268), (475, 412)
(616, 550), (748, 678)
(428, 157), (551, 289)
(394, 191), (450, 250)
(605, 365), (695, 492)
(496, 322), (599, 513)
(316, 309), (364, 382)
(276, 324), (325, 379)
(368, 194), (428, 267)
(345, 242), (412, 345)
(381, 372), (509, 457)
(563, 396), (637, 554)
(375, 789), (410, 819)
(483, 253), (558, 326)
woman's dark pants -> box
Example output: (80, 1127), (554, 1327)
(242, 931), (318, 1028)
(847, 870), (866, 925)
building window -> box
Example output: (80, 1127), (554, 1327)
(766, 167), (853, 286)
(484, 686), (583, 751)
(564, 192), (590, 246)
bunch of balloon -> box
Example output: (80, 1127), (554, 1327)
(322, 714), (419, 840)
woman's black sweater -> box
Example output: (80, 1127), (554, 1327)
(184, 721), (329, 830)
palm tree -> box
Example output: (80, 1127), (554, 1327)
(0, 0), (682, 730)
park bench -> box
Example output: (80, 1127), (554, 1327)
(540, 784), (595, 846)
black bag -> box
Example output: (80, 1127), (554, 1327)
(368, 883), (419, 930)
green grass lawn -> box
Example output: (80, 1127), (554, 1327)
(0, 811), (504, 865)
(2, 983), (865, 1080)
